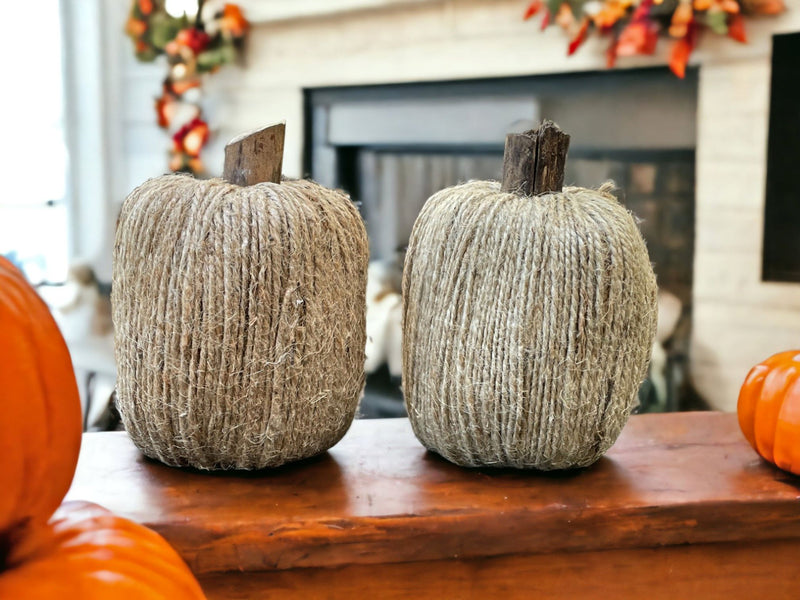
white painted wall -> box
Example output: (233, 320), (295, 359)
(692, 52), (800, 410)
(85, 0), (800, 411)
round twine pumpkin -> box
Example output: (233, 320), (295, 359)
(402, 124), (657, 470)
(113, 174), (368, 470)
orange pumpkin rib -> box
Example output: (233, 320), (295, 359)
(0, 259), (82, 533)
(0, 271), (51, 533)
(737, 350), (799, 451)
(22, 271), (83, 514)
(737, 363), (769, 449)
(754, 360), (799, 463)
(773, 377), (800, 474)
(0, 502), (206, 599)
(24, 285), (83, 521)
(764, 350), (799, 368)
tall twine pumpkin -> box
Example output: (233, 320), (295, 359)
(112, 124), (369, 470)
(402, 121), (658, 470)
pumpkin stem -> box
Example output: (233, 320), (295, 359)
(501, 119), (570, 196)
(223, 122), (286, 186)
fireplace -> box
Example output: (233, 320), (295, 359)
(305, 68), (698, 416)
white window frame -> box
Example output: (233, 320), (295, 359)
(60, 0), (126, 282)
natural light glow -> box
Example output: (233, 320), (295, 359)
(165, 0), (199, 18)
(0, 0), (68, 282)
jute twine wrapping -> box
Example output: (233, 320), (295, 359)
(402, 181), (657, 470)
(112, 175), (368, 470)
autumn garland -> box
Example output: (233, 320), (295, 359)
(126, 0), (248, 174)
(524, 0), (786, 77)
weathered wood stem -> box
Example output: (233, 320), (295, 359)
(223, 122), (286, 186)
(501, 120), (570, 196)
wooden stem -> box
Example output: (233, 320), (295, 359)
(501, 120), (570, 196)
(223, 123), (286, 186)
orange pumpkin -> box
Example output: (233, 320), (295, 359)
(737, 350), (800, 475)
(0, 502), (205, 599)
(0, 257), (206, 598)
(0, 256), (82, 539)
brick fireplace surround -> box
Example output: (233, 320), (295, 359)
(109, 0), (800, 412)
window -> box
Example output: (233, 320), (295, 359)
(0, 0), (69, 283)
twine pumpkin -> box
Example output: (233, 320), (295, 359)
(112, 124), (369, 470)
(402, 122), (657, 470)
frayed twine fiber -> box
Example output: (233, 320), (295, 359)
(112, 175), (368, 470)
(402, 180), (657, 470)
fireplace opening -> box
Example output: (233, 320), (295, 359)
(305, 68), (698, 417)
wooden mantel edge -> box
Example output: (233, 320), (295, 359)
(163, 499), (800, 576)
(68, 414), (800, 578)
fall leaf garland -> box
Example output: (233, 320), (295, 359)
(523, 0), (786, 77)
(126, 0), (248, 174)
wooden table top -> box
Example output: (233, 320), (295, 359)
(66, 412), (800, 576)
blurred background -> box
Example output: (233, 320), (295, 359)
(2, 0), (797, 428)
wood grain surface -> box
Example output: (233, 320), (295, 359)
(66, 413), (800, 578)
(197, 539), (800, 600)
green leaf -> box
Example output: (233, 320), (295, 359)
(196, 43), (237, 71)
(135, 47), (159, 62)
(705, 10), (728, 35)
(218, 43), (236, 64)
(149, 12), (187, 50)
(196, 49), (223, 71)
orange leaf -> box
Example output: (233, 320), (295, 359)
(617, 22), (658, 57)
(669, 2), (694, 38)
(173, 118), (210, 158)
(523, 0), (543, 20)
(728, 12), (747, 43)
(540, 9), (551, 30)
(556, 3), (575, 31)
(221, 4), (249, 37)
(669, 36), (692, 78)
(670, 1), (694, 38)
(593, 3), (627, 29)
(126, 17), (147, 37)
(188, 158), (205, 174)
(568, 18), (591, 56)
(606, 36), (619, 68)
(169, 77), (201, 96)
(721, 0), (740, 13)
(741, 0), (785, 15)
(155, 93), (175, 129)
(169, 153), (184, 172)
